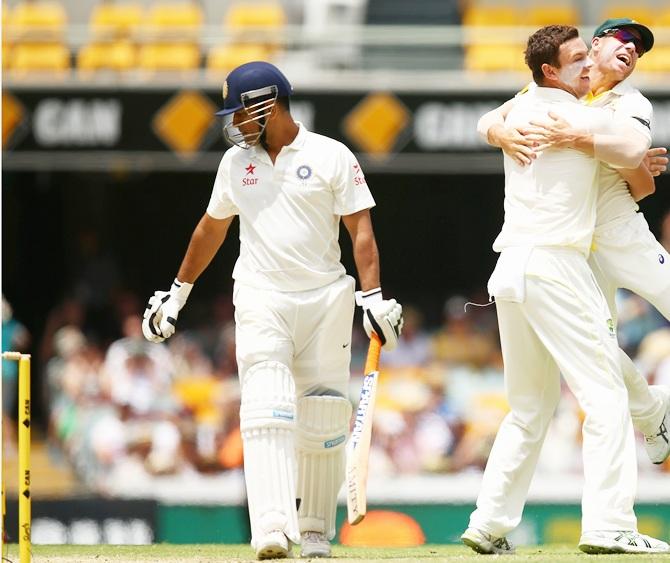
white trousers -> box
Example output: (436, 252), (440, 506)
(234, 274), (356, 397)
(590, 212), (670, 434)
(470, 247), (637, 536)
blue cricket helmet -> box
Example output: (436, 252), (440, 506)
(216, 61), (293, 116)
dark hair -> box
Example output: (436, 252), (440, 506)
(525, 25), (579, 84)
(276, 96), (291, 112)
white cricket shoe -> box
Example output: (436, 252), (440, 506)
(300, 531), (331, 558)
(579, 530), (670, 554)
(256, 530), (291, 560)
(461, 527), (515, 554)
(644, 406), (670, 464)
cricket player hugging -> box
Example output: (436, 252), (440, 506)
(462, 25), (670, 556)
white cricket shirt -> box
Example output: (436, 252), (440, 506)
(207, 123), (376, 292)
(494, 87), (622, 255)
(585, 80), (653, 231)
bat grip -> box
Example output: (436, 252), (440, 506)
(364, 333), (382, 374)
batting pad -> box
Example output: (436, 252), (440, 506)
(296, 395), (352, 539)
(240, 361), (300, 547)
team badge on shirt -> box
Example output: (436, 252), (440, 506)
(607, 319), (616, 338)
(296, 165), (312, 180)
(243, 162), (258, 186)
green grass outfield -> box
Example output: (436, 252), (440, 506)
(3, 544), (670, 563)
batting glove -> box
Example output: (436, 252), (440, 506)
(142, 278), (193, 343)
(356, 287), (403, 351)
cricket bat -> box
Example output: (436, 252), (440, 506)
(346, 332), (382, 525)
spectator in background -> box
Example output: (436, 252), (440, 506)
(432, 295), (497, 369)
(39, 297), (86, 366)
(1, 296), (30, 448)
(381, 305), (432, 368)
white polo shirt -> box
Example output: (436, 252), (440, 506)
(494, 87), (623, 255)
(585, 80), (653, 231)
(207, 123), (376, 292)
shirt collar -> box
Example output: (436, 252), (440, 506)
(583, 79), (633, 104)
(533, 86), (580, 103)
(248, 121), (308, 161)
(283, 122), (308, 151)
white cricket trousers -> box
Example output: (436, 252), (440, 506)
(234, 274), (356, 396)
(470, 247), (637, 537)
(590, 212), (670, 435)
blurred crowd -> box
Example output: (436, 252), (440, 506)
(0, 213), (669, 495)
(2, 272), (669, 497)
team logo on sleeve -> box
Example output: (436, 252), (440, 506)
(607, 319), (616, 338)
(296, 165), (312, 180)
(353, 162), (367, 186)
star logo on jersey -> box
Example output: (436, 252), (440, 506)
(353, 162), (367, 186)
(243, 162), (258, 186)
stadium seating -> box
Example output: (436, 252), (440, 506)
(462, 4), (526, 72)
(206, 2), (286, 74)
(207, 43), (273, 75)
(7, 1), (70, 73)
(600, 5), (653, 25)
(10, 0), (67, 38)
(78, 40), (137, 72)
(526, 4), (579, 26)
(137, 1), (203, 72)
(77, 3), (143, 72)
(89, 2), (143, 39)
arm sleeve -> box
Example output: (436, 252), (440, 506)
(593, 114), (651, 169)
(332, 144), (376, 216)
(614, 92), (653, 142)
(206, 153), (239, 219)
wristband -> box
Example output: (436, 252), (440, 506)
(172, 278), (194, 305)
(355, 287), (383, 309)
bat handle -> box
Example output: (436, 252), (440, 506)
(364, 333), (382, 375)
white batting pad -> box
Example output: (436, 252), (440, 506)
(296, 395), (352, 539)
(240, 361), (300, 547)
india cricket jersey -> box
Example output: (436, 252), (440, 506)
(207, 123), (376, 292)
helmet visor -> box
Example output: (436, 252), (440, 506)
(222, 85), (278, 149)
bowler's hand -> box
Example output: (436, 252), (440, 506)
(490, 124), (538, 166)
(526, 112), (577, 150)
(644, 147), (668, 177)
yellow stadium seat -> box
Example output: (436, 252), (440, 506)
(463, 5), (524, 47)
(465, 44), (527, 72)
(224, 2), (286, 30)
(206, 43), (272, 74)
(601, 6), (653, 26)
(90, 3), (143, 39)
(10, 42), (70, 72)
(657, 7), (670, 26)
(3, 43), (11, 69)
(462, 5), (520, 27)
(526, 5), (579, 26)
(10, 1), (66, 40)
(223, 2), (286, 56)
(146, 1), (203, 31)
(77, 40), (137, 71)
(636, 46), (670, 73)
(137, 42), (200, 70)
